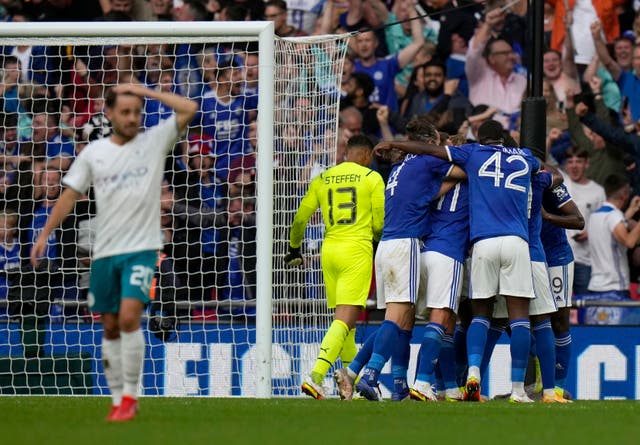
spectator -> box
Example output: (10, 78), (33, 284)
(581, 56), (621, 113)
(446, 32), (469, 98)
(585, 174), (640, 323)
(149, 0), (173, 20)
(0, 210), (20, 307)
(563, 146), (606, 295)
(383, 0), (438, 98)
(0, 56), (21, 115)
(290, 0), (328, 34)
(173, 0), (210, 21)
(401, 60), (471, 130)
(216, 194), (256, 318)
(563, 89), (627, 186)
(591, 20), (640, 123)
(0, 113), (23, 194)
(340, 72), (382, 138)
(351, 6), (425, 112)
(228, 120), (257, 197)
(171, 135), (225, 303)
(18, 169), (63, 295)
(465, 7), (526, 130)
(612, 34), (635, 71)
(463, 104), (497, 142)
(264, 0), (308, 37)
(548, 0), (623, 67)
(339, 0), (388, 56)
(28, 100), (75, 171)
(419, 0), (478, 61)
(543, 47), (580, 110)
(172, 2), (208, 99)
(193, 57), (251, 180)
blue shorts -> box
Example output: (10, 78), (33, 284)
(88, 250), (158, 314)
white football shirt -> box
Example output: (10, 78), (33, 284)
(63, 116), (178, 259)
(587, 202), (629, 292)
(565, 178), (606, 265)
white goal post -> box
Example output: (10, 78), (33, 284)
(0, 21), (349, 398)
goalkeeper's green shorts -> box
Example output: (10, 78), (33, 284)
(321, 239), (372, 309)
(88, 250), (158, 314)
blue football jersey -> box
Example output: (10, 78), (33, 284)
(445, 143), (540, 243)
(195, 93), (251, 180)
(423, 181), (470, 262)
(541, 183), (575, 267)
(382, 154), (452, 240)
(0, 240), (20, 301)
(28, 205), (58, 260)
(354, 55), (400, 112)
(529, 170), (553, 262)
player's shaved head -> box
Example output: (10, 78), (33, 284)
(477, 120), (504, 145)
(346, 134), (374, 167)
(406, 114), (439, 144)
(347, 134), (373, 151)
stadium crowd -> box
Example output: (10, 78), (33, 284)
(1, 0), (640, 390)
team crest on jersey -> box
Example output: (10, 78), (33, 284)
(553, 186), (569, 200)
(374, 71), (383, 81)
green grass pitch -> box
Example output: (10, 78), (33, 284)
(1, 397), (639, 445)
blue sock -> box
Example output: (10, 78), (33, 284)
(533, 319), (556, 390)
(416, 323), (445, 382)
(467, 317), (490, 370)
(509, 318), (531, 384)
(363, 320), (400, 384)
(453, 325), (467, 387)
(529, 333), (537, 358)
(438, 333), (457, 390)
(480, 323), (505, 377)
(392, 329), (412, 395)
(554, 331), (572, 389)
(348, 329), (376, 375)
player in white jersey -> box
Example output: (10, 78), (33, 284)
(31, 83), (197, 422)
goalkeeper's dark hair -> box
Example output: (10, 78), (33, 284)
(406, 114), (438, 143)
(603, 173), (630, 198)
(347, 134), (374, 151)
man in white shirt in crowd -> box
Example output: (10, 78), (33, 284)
(586, 174), (640, 323)
(563, 146), (606, 295)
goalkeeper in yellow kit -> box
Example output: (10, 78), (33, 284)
(285, 135), (385, 399)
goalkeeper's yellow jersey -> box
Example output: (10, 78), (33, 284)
(289, 161), (385, 248)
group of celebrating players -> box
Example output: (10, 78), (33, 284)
(287, 114), (583, 404)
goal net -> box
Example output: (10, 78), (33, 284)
(0, 22), (349, 397)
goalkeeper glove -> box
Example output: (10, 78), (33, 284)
(284, 247), (303, 267)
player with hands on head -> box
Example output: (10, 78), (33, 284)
(285, 134), (385, 399)
(31, 82), (197, 422)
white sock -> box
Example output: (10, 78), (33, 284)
(512, 381), (525, 395)
(102, 337), (123, 406)
(468, 366), (481, 381)
(120, 329), (145, 398)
